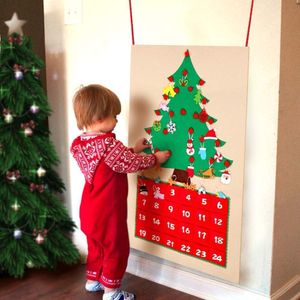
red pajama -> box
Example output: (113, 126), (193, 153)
(71, 132), (155, 288)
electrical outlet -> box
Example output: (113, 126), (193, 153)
(64, 0), (82, 24)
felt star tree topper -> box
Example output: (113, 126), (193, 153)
(5, 12), (27, 35)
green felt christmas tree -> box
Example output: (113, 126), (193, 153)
(145, 50), (233, 184)
(0, 33), (79, 277)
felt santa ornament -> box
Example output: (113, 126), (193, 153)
(221, 170), (231, 184)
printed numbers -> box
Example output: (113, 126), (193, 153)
(181, 244), (191, 253)
(181, 226), (191, 234)
(214, 218), (223, 226)
(166, 240), (174, 247)
(217, 201), (223, 209)
(212, 254), (223, 262)
(139, 213), (146, 221)
(214, 236), (224, 245)
(198, 213), (206, 222)
(136, 179), (229, 267)
(139, 229), (147, 237)
(167, 221), (176, 230)
(196, 249), (207, 258)
(152, 234), (160, 242)
(182, 210), (191, 218)
(197, 231), (207, 240)
(152, 218), (161, 225)
(168, 205), (174, 213)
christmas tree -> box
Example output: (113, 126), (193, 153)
(145, 50), (233, 184)
(0, 32), (79, 277)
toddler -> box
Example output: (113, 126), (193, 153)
(70, 84), (170, 300)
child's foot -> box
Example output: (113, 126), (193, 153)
(103, 289), (136, 300)
(85, 280), (104, 292)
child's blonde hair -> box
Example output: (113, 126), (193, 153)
(73, 84), (121, 130)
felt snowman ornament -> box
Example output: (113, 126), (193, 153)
(221, 170), (231, 184)
(186, 138), (195, 156)
(186, 127), (195, 156)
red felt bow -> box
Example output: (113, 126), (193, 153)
(193, 110), (208, 123)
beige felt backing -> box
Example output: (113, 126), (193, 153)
(128, 45), (249, 283)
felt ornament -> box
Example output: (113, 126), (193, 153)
(221, 170), (231, 184)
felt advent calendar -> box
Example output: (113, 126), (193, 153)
(128, 46), (249, 282)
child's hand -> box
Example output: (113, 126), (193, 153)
(154, 150), (171, 164)
(133, 138), (150, 153)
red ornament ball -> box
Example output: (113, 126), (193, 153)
(163, 128), (168, 135)
(188, 86), (193, 92)
(182, 69), (188, 76)
(224, 160), (230, 167)
(163, 94), (169, 100)
(199, 136), (205, 143)
(169, 111), (174, 117)
(180, 108), (186, 115)
(189, 156), (195, 163)
(185, 50), (190, 57)
(193, 112), (199, 119)
(188, 127), (194, 134)
(201, 98), (207, 104)
(208, 118), (214, 124)
(174, 87), (180, 93)
(209, 158), (215, 164)
(168, 76), (174, 82)
(146, 128), (151, 134)
(215, 139), (220, 147)
(199, 79), (205, 86)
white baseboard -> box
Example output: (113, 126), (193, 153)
(79, 247), (298, 299)
(127, 252), (269, 300)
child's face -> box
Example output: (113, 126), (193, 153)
(95, 115), (118, 133)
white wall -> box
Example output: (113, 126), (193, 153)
(271, 0), (300, 294)
(44, 0), (282, 296)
